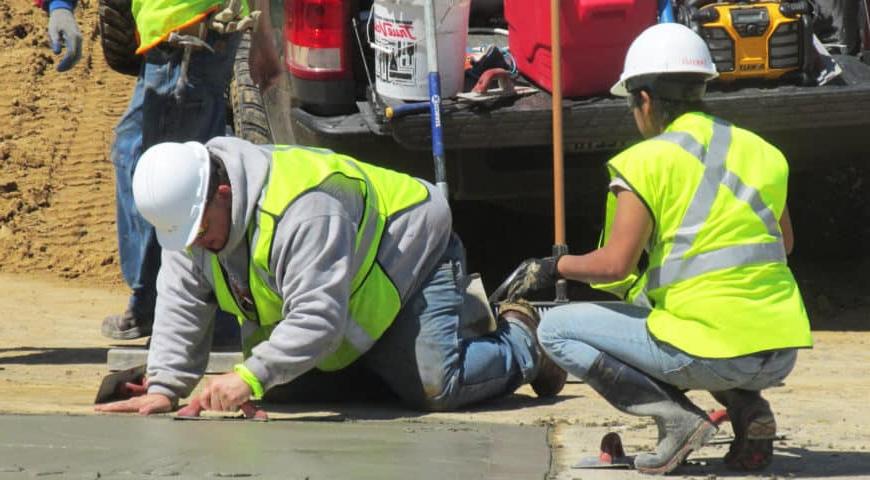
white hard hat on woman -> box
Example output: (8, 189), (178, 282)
(611, 23), (719, 97)
(132, 141), (211, 251)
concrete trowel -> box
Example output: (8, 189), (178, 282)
(94, 364), (147, 404)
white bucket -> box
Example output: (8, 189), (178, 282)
(372, 0), (471, 102)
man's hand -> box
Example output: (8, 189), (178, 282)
(94, 393), (173, 415)
(503, 256), (561, 301)
(198, 373), (252, 412)
(48, 8), (82, 72)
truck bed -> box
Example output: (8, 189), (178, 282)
(291, 55), (870, 162)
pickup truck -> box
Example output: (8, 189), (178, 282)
(228, 0), (870, 278)
(235, 0), (870, 190)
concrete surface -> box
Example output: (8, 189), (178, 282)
(0, 415), (550, 479)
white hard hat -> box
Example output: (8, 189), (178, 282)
(132, 141), (212, 251)
(611, 23), (718, 97)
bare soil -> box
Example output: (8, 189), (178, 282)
(0, 0), (133, 285)
(0, 0), (869, 478)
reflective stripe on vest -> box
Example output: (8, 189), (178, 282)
(211, 147), (429, 371)
(132, 0), (248, 54)
(645, 118), (786, 291)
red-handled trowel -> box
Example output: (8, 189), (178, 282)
(94, 364), (147, 404)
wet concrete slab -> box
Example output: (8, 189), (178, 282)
(0, 414), (550, 479)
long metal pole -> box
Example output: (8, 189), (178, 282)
(424, 0), (449, 199)
(863, 0), (870, 59)
(551, 0), (568, 302)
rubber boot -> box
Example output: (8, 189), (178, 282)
(585, 353), (717, 475)
(711, 389), (776, 471)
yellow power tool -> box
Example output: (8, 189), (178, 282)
(681, 0), (814, 83)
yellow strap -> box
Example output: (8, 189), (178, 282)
(233, 363), (264, 399)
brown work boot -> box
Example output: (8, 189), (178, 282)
(499, 301), (567, 398)
(101, 307), (152, 340)
(711, 389), (776, 471)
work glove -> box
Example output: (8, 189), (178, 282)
(502, 256), (561, 302)
(48, 7), (82, 72)
(209, 0), (262, 34)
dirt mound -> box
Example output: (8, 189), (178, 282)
(0, 0), (134, 285)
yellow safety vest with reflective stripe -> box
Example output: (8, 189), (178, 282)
(593, 112), (812, 358)
(132, 0), (249, 54)
(210, 146), (429, 371)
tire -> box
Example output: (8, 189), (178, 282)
(98, 0), (142, 76)
(229, 33), (275, 144)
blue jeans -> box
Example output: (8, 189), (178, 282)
(362, 234), (538, 410)
(538, 302), (797, 392)
(111, 31), (241, 324)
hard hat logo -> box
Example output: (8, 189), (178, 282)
(611, 23), (718, 97)
(682, 58), (708, 67)
(132, 141), (212, 252)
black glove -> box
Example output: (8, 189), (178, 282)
(503, 256), (561, 301)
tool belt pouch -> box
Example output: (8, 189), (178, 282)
(98, 0), (143, 76)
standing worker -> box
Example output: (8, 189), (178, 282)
(95, 137), (566, 415)
(813, 0), (860, 55)
(503, 23), (812, 475)
(33, 0), (82, 72)
(100, 0), (258, 341)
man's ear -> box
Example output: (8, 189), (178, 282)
(640, 90), (653, 116)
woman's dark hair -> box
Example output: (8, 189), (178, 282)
(627, 73), (708, 129)
(205, 151), (230, 202)
(647, 95), (707, 129)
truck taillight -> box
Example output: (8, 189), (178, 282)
(285, 0), (351, 80)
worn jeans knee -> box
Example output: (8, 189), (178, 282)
(365, 234), (527, 411)
(540, 302), (658, 373)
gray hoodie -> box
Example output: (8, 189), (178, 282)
(146, 137), (451, 401)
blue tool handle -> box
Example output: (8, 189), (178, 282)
(428, 72), (448, 198)
(658, 0), (675, 22)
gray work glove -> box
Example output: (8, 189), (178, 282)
(209, 0), (261, 34)
(503, 256), (561, 301)
(48, 8), (82, 72)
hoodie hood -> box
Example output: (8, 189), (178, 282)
(203, 137), (272, 255)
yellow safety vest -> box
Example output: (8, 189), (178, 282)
(593, 112), (812, 358)
(210, 146), (429, 371)
(132, 0), (249, 54)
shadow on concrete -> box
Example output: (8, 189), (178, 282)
(0, 347), (107, 365)
(258, 392), (581, 422)
(687, 447), (870, 477)
(464, 392), (582, 413)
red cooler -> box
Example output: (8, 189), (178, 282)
(505, 0), (657, 97)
